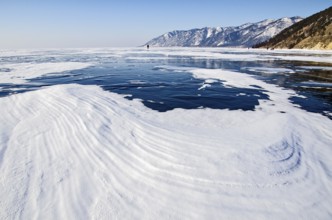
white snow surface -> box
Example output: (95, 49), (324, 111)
(1, 48), (332, 219)
(299, 66), (332, 71)
(243, 67), (295, 74)
(0, 62), (92, 84)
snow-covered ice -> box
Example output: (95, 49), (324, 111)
(299, 66), (332, 71)
(0, 62), (92, 84)
(0, 48), (332, 219)
(243, 67), (295, 75)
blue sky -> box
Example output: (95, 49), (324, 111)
(0, 0), (331, 48)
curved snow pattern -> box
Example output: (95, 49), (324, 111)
(1, 64), (332, 219)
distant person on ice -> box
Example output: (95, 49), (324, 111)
(147, 44), (150, 50)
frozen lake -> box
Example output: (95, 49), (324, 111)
(1, 48), (332, 116)
(0, 48), (332, 219)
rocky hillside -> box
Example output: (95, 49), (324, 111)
(254, 7), (332, 50)
(144, 17), (302, 48)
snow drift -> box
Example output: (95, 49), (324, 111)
(0, 62), (332, 219)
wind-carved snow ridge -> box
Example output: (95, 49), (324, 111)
(0, 63), (332, 219)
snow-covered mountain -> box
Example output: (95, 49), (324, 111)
(145, 17), (302, 47)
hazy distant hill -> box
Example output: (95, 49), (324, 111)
(254, 7), (332, 50)
(144, 17), (302, 48)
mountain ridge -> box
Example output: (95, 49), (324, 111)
(144, 17), (302, 48)
(253, 7), (332, 50)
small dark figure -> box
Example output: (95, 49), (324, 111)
(147, 44), (150, 50)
